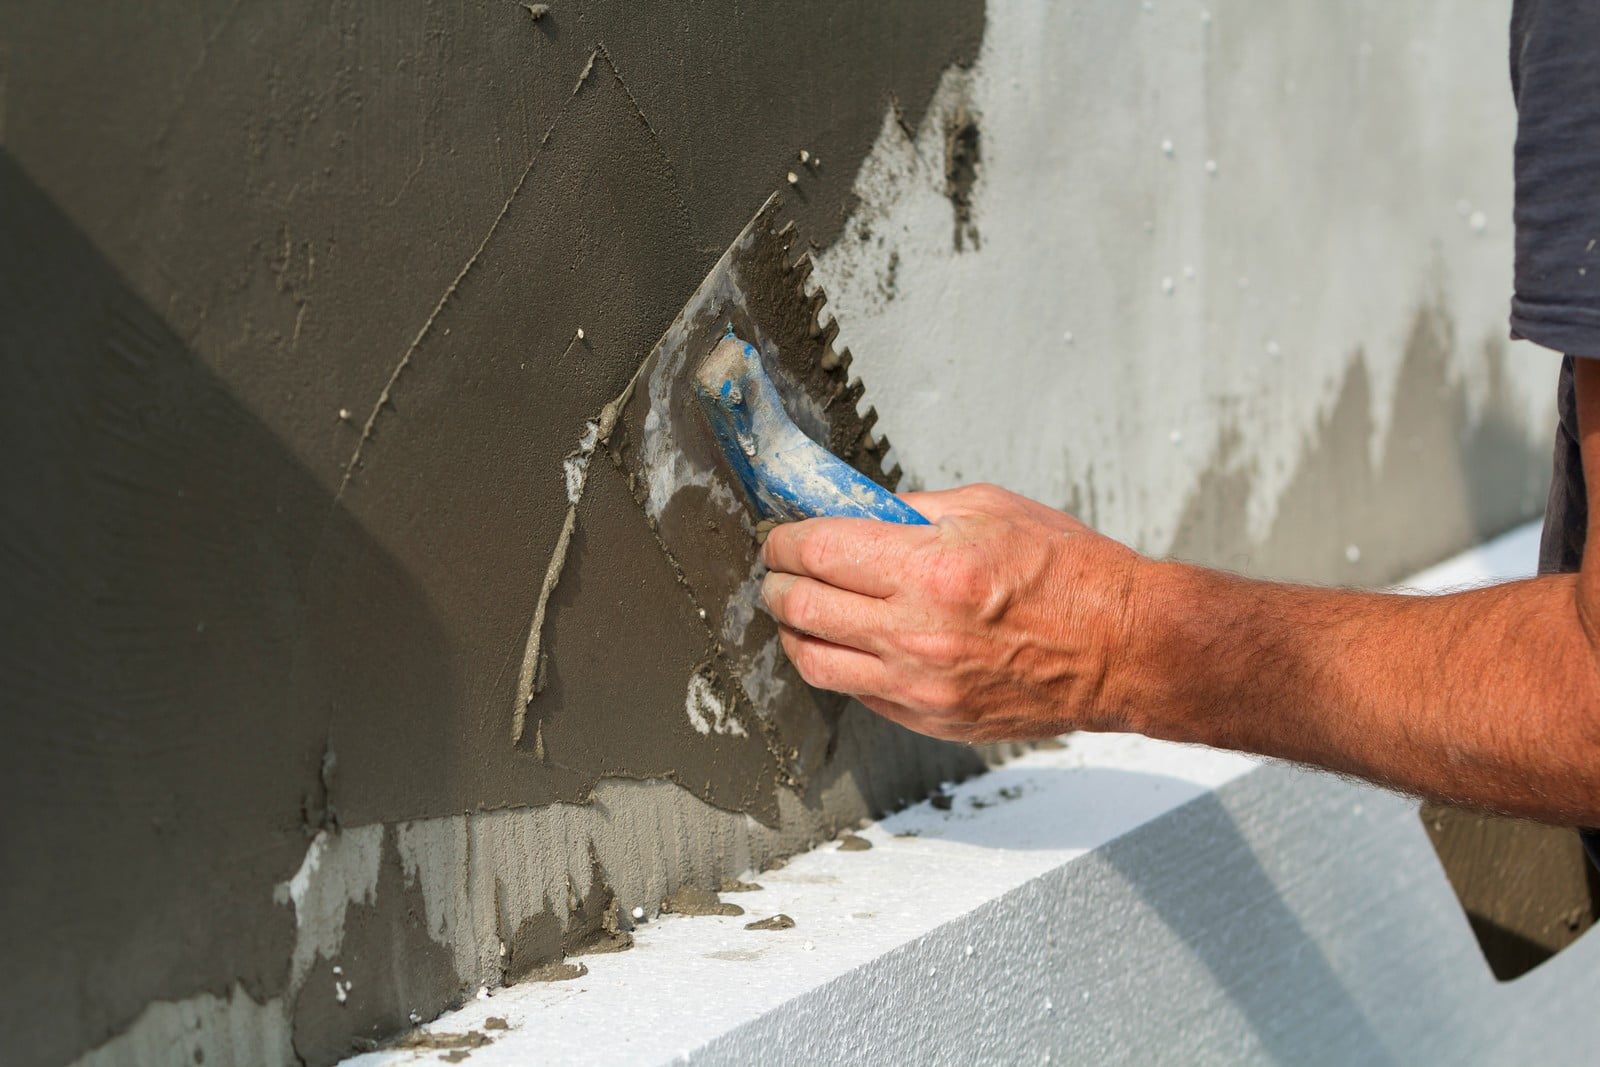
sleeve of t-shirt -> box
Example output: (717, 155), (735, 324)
(1509, 0), (1600, 358)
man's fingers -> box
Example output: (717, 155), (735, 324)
(762, 573), (889, 652)
(777, 625), (891, 696)
(762, 517), (931, 596)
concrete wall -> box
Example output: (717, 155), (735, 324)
(0, 1), (1556, 1064)
(818, 0), (1545, 581)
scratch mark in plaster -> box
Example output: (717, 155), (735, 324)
(465, 41), (688, 746)
(506, 370), (650, 746)
(379, 150), (428, 209)
(590, 43), (675, 172)
(151, 0), (245, 150)
(890, 94), (919, 143)
(563, 420), (600, 504)
(334, 47), (607, 505)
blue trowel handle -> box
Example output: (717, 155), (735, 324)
(692, 332), (928, 526)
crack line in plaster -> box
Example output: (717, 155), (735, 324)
(588, 43), (674, 169)
(150, 0), (244, 150)
(323, 36), (693, 744)
(333, 46), (607, 505)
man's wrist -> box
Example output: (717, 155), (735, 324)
(1109, 556), (1229, 745)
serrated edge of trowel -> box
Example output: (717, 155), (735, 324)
(558, 193), (904, 785)
(781, 230), (902, 490)
(599, 193), (901, 490)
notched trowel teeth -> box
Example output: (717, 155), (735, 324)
(598, 192), (901, 783)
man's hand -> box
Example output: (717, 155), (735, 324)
(760, 483), (1150, 743)
(761, 469), (1600, 825)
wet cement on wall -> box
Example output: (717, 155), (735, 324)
(0, 3), (988, 1063)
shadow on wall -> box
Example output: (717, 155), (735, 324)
(924, 765), (1399, 1066)
(1169, 303), (1550, 586)
(2, 0), (999, 1060)
(0, 130), (990, 1063)
(0, 151), (459, 1066)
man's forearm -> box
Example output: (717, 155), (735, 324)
(1126, 562), (1600, 823)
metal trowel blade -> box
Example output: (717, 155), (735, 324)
(598, 193), (902, 783)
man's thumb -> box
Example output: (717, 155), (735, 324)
(898, 487), (971, 523)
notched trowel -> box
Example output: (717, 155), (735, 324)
(599, 193), (922, 783)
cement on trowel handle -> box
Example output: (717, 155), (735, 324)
(691, 331), (928, 525)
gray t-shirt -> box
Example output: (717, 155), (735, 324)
(1535, 361), (1595, 862)
(1510, 1), (1600, 356)
(1513, 2), (1600, 862)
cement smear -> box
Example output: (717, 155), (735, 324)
(1, 2), (985, 1062)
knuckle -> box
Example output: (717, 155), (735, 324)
(784, 584), (816, 631)
(913, 679), (964, 712)
(782, 631), (820, 682)
(931, 553), (984, 605)
(969, 482), (1007, 505)
(905, 630), (963, 670)
(797, 525), (837, 575)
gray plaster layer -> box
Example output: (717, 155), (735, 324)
(698, 765), (1600, 1066)
(63, 707), (984, 1067)
(2, 0), (1563, 1063)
